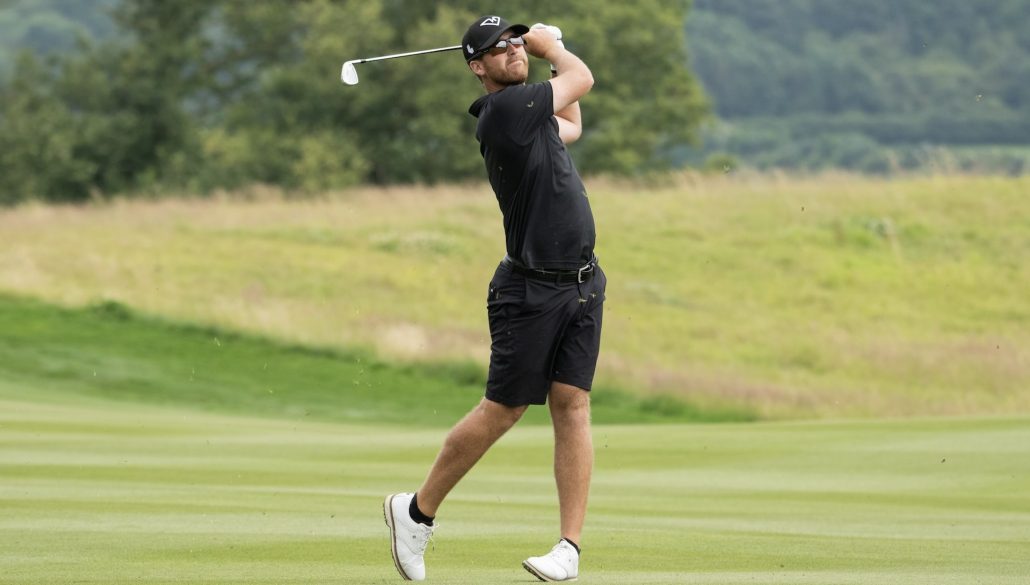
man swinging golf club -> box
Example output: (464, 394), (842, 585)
(385, 15), (604, 582)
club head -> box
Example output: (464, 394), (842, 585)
(341, 61), (359, 85)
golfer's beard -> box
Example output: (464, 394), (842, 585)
(490, 57), (529, 86)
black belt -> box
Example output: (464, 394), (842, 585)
(503, 256), (597, 285)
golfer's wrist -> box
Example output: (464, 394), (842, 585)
(542, 46), (568, 65)
(549, 39), (564, 74)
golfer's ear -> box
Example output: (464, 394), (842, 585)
(469, 60), (483, 76)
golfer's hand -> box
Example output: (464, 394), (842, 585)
(531, 23), (564, 73)
(531, 23), (564, 47)
(523, 27), (561, 60)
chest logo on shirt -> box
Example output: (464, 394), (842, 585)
(526, 100), (535, 108)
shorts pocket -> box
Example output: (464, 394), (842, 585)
(487, 273), (526, 316)
(487, 270), (526, 344)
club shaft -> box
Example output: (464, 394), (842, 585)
(356, 45), (462, 65)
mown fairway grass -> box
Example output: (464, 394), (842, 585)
(3, 392), (1028, 584)
(2, 295), (1029, 584)
(1, 174), (1028, 418)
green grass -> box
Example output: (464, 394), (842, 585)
(1, 235), (1027, 583)
(0, 294), (751, 425)
(1, 175), (1028, 418)
(2, 391), (1028, 584)
(4, 205), (1025, 584)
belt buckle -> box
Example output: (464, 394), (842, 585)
(577, 263), (593, 284)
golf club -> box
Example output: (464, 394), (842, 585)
(341, 45), (462, 85)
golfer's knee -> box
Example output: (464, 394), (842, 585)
(549, 383), (589, 406)
(501, 404), (528, 427)
(554, 402), (590, 424)
(507, 405), (528, 426)
(477, 399), (527, 429)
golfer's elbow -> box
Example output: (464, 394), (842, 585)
(569, 123), (583, 143)
(577, 66), (594, 95)
(561, 54), (593, 93)
(558, 120), (582, 144)
(565, 68), (593, 104)
(552, 59), (594, 111)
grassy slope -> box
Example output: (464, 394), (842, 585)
(2, 392), (1028, 585)
(1, 174), (1028, 418)
(0, 294), (749, 425)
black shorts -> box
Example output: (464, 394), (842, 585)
(484, 259), (607, 406)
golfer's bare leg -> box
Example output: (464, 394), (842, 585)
(549, 381), (593, 545)
(415, 397), (527, 517)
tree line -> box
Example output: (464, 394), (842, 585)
(0, 0), (707, 204)
(685, 0), (1030, 173)
(4, 0), (1028, 204)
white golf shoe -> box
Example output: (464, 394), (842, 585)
(523, 539), (579, 581)
(384, 493), (434, 581)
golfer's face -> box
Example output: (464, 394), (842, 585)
(483, 33), (528, 84)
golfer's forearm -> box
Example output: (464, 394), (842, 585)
(551, 55), (582, 121)
(545, 47), (592, 138)
(547, 48), (593, 92)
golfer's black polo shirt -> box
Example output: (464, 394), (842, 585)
(469, 81), (596, 270)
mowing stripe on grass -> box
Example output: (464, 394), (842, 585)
(1, 396), (1027, 584)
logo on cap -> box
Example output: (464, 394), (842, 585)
(480, 16), (501, 27)
(467, 44), (474, 54)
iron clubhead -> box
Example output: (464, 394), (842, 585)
(341, 61), (359, 85)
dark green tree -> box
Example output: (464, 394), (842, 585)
(0, 0), (216, 201)
(1, 0), (710, 201)
(0, 53), (94, 203)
